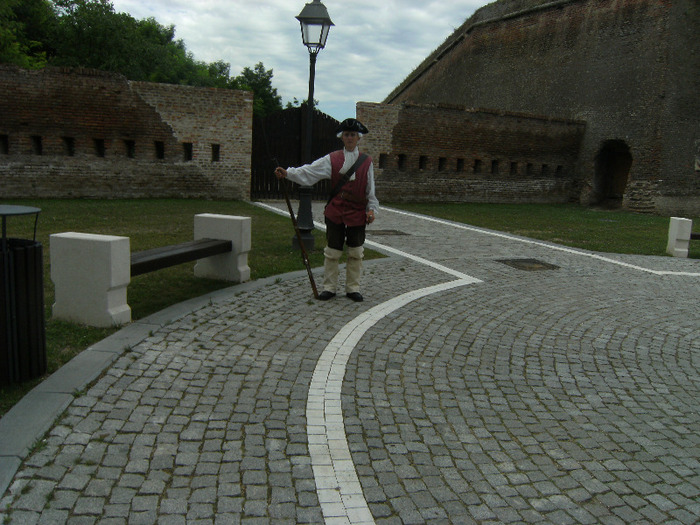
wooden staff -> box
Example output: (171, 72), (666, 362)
(280, 173), (319, 299)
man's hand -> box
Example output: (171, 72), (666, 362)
(366, 210), (375, 224)
(275, 167), (287, 179)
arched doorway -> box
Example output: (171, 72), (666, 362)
(593, 140), (632, 208)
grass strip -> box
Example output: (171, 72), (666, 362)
(0, 199), (331, 414)
(0, 199), (697, 415)
(392, 202), (700, 257)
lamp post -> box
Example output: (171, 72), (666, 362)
(293, 0), (334, 251)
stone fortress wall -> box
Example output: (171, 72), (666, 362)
(0, 65), (253, 200)
(358, 0), (700, 215)
(1, 0), (698, 215)
(357, 102), (586, 204)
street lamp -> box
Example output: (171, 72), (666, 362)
(293, 0), (334, 251)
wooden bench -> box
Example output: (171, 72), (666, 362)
(51, 214), (251, 327)
(130, 238), (232, 277)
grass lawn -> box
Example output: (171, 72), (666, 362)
(392, 202), (700, 258)
(0, 199), (333, 415)
(0, 199), (697, 416)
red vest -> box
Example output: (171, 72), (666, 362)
(324, 150), (372, 227)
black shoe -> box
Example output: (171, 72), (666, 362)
(317, 291), (336, 301)
(346, 292), (364, 302)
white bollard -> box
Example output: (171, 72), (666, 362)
(50, 232), (131, 327)
(666, 217), (692, 258)
(193, 214), (251, 282)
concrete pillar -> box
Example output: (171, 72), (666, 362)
(666, 217), (692, 258)
(194, 214), (251, 282)
(50, 233), (131, 327)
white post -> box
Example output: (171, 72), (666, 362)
(50, 232), (131, 327)
(666, 217), (692, 258)
(194, 214), (251, 282)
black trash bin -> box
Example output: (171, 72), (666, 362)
(0, 205), (46, 384)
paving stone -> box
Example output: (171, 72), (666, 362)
(2, 203), (699, 524)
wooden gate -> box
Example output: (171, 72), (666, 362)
(251, 106), (342, 200)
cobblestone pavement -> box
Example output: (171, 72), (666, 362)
(1, 203), (699, 524)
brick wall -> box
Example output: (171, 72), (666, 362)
(358, 102), (585, 204)
(0, 66), (253, 200)
(381, 0), (700, 215)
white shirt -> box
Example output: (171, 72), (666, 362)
(286, 147), (379, 213)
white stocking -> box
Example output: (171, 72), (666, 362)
(345, 245), (364, 293)
(323, 247), (343, 293)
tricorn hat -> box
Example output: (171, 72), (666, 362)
(336, 118), (369, 135)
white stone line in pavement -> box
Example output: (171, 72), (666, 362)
(360, 239), (473, 280)
(257, 201), (699, 277)
(383, 207), (700, 277)
(255, 202), (474, 280)
(258, 199), (687, 522)
(306, 278), (480, 524)
(256, 201), (484, 522)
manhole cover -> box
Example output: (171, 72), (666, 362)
(498, 258), (559, 271)
(367, 230), (408, 236)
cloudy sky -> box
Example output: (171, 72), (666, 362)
(109, 0), (492, 121)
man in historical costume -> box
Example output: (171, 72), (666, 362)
(275, 118), (378, 302)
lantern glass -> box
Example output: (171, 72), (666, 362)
(296, 0), (334, 52)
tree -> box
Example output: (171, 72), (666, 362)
(286, 97), (319, 109)
(0, 0), (53, 68)
(1, 0), (285, 117)
(231, 62), (283, 117)
(45, 1), (211, 86)
(49, 1), (165, 79)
